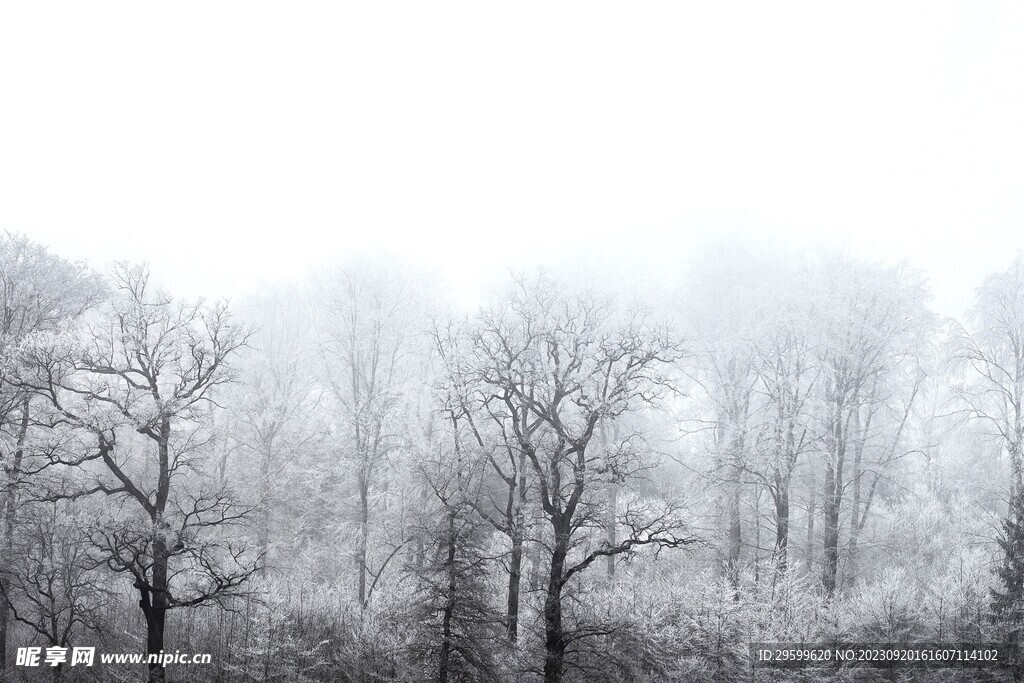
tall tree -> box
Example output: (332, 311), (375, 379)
(841, 366), (923, 589)
(754, 300), (818, 582)
(231, 284), (322, 574)
(954, 256), (1024, 667)
(410, 393), (501, 683)
(464, 275), (692, 683)
(952, 255), (1024, 498)
(681, 245), (773, 590)
(815, 258), (930, 598)
(433, 320), (533, 644)
(315, 262), (422, 609)
(17, 263), (260, 683)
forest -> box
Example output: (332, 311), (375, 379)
(0, 231), (1022, 683)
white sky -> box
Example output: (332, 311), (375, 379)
(1, 2), (1022, 317)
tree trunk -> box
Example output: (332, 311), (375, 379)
(543, 520), (568, 683)
(141, 418), (173, 682)
(774, 404), (798, 582)
(725, 415), (745, 593)
(821, 470), (840, 596)
(529, 520), (544, 592)
(505, 451), (527, 643)
(140, 544), (169, 683)
(0, 397), (29, 678)
(438, 511), (456, 683)
(846, 403), (868, 590)
(357, 474), (369, 608)
(822, 397), (846, 599)
(726, 469), (742, 592)
(774, 475), (789, 576)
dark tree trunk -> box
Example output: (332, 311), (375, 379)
(357, 475), (369, 607)
(141, 418), (173, 683)
(505, 451), (527, 643)
(774, 475), (789, 576)
(140, 543), (169, 683)
(725, 468), (742, 592)
(821, 468), (841, 596)
(543, 520), (568, 683)
(773, 405), (799, 582)
(846, 403), (868, 590)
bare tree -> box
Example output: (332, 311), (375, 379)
(814, 258), (931, 598)
(841, 366), (924, 589)
(951, 255), (1024, 497)
(753, 310), (818, 582)
(679, 246), (771, 591)
(314, 262), (422, 609)
(462, 275), (693, 683)
(432, 320), (533, 644)
(231, 285), (322, 574)
(411, 392), (502, 683)
(17, 263), (260, 683)
(951, 256), (1024, 646)
(0, 502), (109, 662)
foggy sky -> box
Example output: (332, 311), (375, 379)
(1, 2), (1022, 318)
